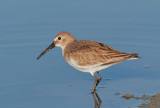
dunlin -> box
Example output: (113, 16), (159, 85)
(37, 31), (139, 93)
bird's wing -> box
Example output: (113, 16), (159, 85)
(66, 41), (131, 66)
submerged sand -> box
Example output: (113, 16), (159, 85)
(115, 92), (160, 108)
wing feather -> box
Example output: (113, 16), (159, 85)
(64, 40), (131, 66)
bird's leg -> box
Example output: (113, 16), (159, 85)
(91, 73), (98, 93)
(96, 71), (101, 86)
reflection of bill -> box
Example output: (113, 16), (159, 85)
(92, 92), (102, 108)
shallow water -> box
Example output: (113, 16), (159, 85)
(0, 0), (160, 108)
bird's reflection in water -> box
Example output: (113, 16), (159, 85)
(92, 92), (102, 108)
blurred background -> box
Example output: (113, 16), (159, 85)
(0, 0), (160, 108)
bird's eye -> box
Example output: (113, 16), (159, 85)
(58, 37), (61, 40)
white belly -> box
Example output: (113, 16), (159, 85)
(65, 58), (113, 74)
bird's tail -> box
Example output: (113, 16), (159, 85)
(129, 53), (140, 59)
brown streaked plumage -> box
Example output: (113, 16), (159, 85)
(64, 40), (138, 66)
(37, 31), (140, 93)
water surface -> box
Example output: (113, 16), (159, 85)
(0, 0), (160, 108)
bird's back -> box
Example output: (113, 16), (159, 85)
(63, 40), (139, 67)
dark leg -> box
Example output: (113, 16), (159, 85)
(91, 73), (98, 93)
(96, 71), (101, 86)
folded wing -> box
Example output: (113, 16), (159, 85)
(65, 40), (138, 66)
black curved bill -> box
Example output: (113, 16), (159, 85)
(37, 42), (55, 60)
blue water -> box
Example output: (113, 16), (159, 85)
(0, 0), (160, 108)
